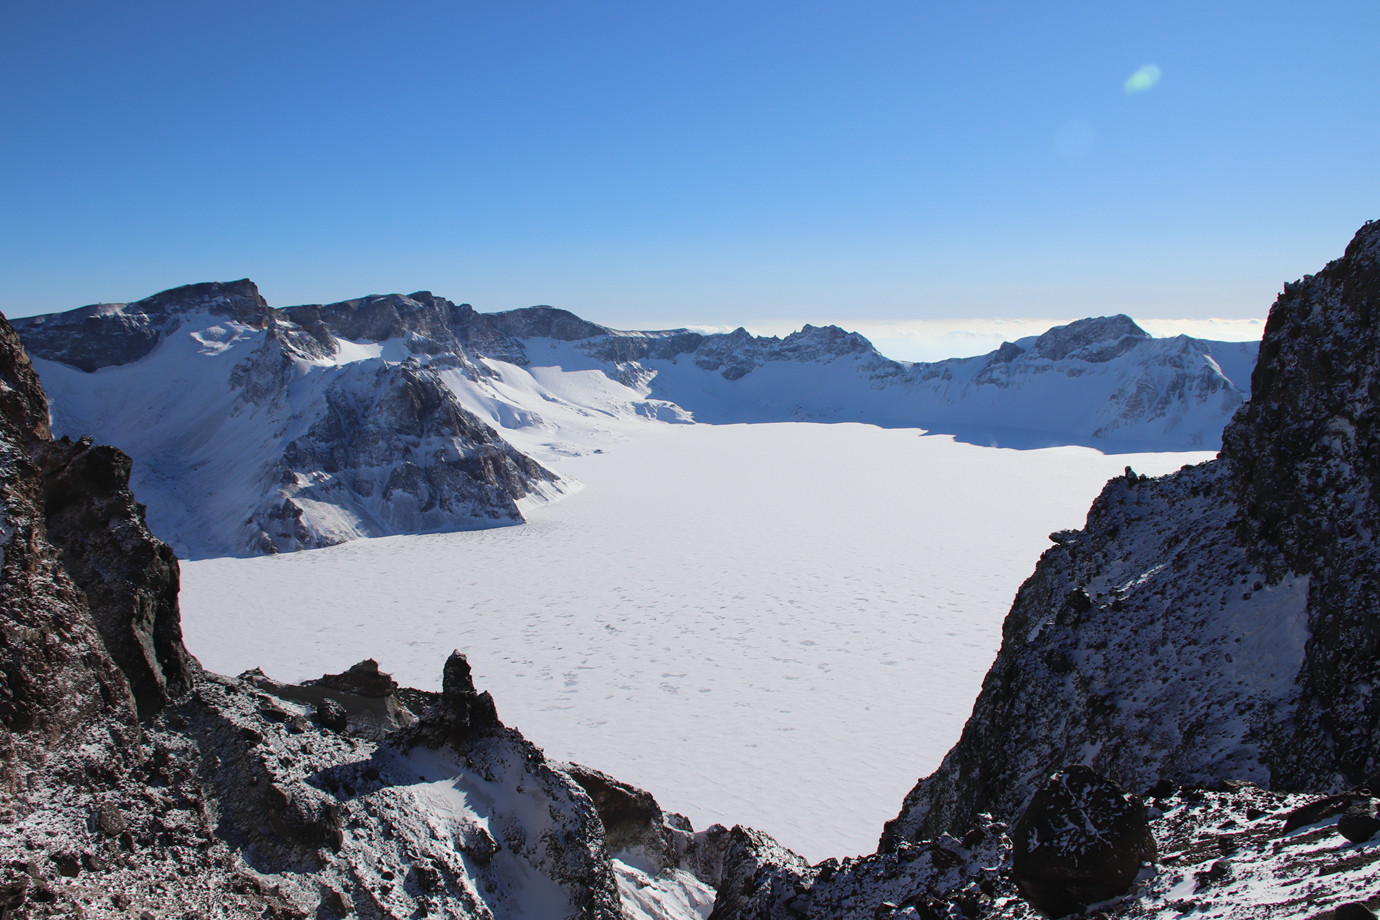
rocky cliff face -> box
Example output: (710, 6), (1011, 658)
(0, 315), (140, 783)
(1224, 220), (1380, 789)
(884, 221), (1380, 851)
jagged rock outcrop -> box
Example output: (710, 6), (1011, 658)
(35, 435), (196, 719)
(705, 781), (1380, 920)
(1223, 219), (1380, 788)
(884, 221), (1380, 850)
(560, 760), (735, 889)
(0, 315), (141, 787)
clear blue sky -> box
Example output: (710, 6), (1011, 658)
(2, 1), (1377, 329)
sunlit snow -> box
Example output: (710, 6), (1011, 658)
(180, 422), (1210, 861)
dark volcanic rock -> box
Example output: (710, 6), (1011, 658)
(36, 435), (196, 719)
(706, 825), (815, 920)
(1223, 219), (1380, 786)
(248, 663), (417, 740)
(437, 649), (500, 736)
(304, 659), (398, 698)
(0, 313), (139, 772)
(1010, 765), (1156, 918)
(1338, 800), (1380, 843)
(562, 762), (679, 870)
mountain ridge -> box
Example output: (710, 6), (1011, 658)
(15, 288), (1255, 557)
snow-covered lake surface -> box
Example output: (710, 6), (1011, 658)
(180, 423), (1211, 861)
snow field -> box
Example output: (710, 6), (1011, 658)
(180, 423), (1212, 861)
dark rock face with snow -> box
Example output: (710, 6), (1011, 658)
(35, 435), (196, 719)
(1224, 222), (1380, 790)
(0, 314), (140, 782)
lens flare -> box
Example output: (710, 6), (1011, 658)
(1124, 64), (1162, 94)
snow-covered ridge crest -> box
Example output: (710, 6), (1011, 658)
(16, 282), (1255, 556)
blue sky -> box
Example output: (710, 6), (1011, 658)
(3, 1), (1377, 336)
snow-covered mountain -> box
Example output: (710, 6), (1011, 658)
(14, 283), (566, 557)
(14, 285), (1255, 557)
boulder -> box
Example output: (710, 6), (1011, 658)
(1338, 800), (1380, 844)
(1010, 765), (1156, 918)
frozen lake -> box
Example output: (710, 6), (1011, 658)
(180, 423), (1211, 861)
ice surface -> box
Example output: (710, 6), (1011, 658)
(180, 422), (1209, 861)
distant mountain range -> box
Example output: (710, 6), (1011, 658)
(13, 286), (1255, 557)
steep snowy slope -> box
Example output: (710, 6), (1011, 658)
(17, 285), (1253, 556)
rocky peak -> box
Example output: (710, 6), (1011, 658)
(286, 291), (461, 352)
(13, 279), (271, 372)
(1028, 314), (1150, 363)
(778, 323), (876, 358)
(481, 305), (611, 342)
